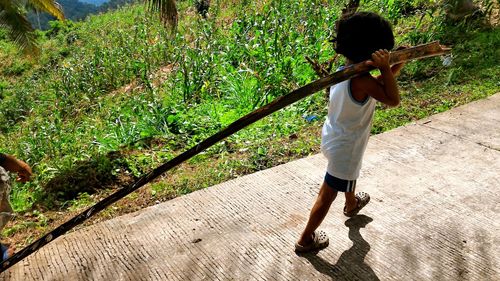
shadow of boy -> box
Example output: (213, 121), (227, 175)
(300, 215), (380, 281)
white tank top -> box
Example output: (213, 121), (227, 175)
(321, 79), (377, 180)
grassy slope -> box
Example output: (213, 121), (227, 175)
(0, 1), (499, 246)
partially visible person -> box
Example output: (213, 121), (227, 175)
(0, 153), (33, 260)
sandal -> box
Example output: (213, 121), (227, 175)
(344, 192), (370, 217)
(295, 230), (329, 253)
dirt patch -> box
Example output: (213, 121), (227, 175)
(104, 63), (175, 100)
(489, 5), (499, 26)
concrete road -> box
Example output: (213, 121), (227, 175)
(2, 94), (499, 280)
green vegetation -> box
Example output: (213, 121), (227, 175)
(0, 0), (64, 54)
(0, 0), (498, 245)
(27, 0), (137, 30)
(28, 0), (98, 30)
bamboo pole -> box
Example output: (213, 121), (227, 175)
(0, 41), (450, 273)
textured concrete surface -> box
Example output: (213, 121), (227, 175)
(1, 94), (499, 281)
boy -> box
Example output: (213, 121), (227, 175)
(0, 153), (32, 260)
(295, 12), (405, 252)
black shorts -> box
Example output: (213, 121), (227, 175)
(324, 172), (356, 192)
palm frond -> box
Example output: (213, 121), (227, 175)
(145, 0), (178, 29)
(29, 0), (64, 20)
(0, 0), (39, 55)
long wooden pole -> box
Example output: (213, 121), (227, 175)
(0, 41), (450, 273)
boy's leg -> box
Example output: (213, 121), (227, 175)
(344, 183), (371, 217)
(344, 191), (358, 213)
(297, 181), (338, 246)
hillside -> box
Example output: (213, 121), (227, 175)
(27, 0), (98, 30)
(0, 0), (499, 247)
(80, 0), (109, 5)
(27, 0), (137, 30)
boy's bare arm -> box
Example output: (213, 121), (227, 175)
(365, 49), (401, 107)
(386, 46), (407, 77)
(389, 63), (405, 77)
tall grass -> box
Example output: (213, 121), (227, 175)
(0, 0), (498, 213)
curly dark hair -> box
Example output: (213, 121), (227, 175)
(334, 12), (395, 63)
